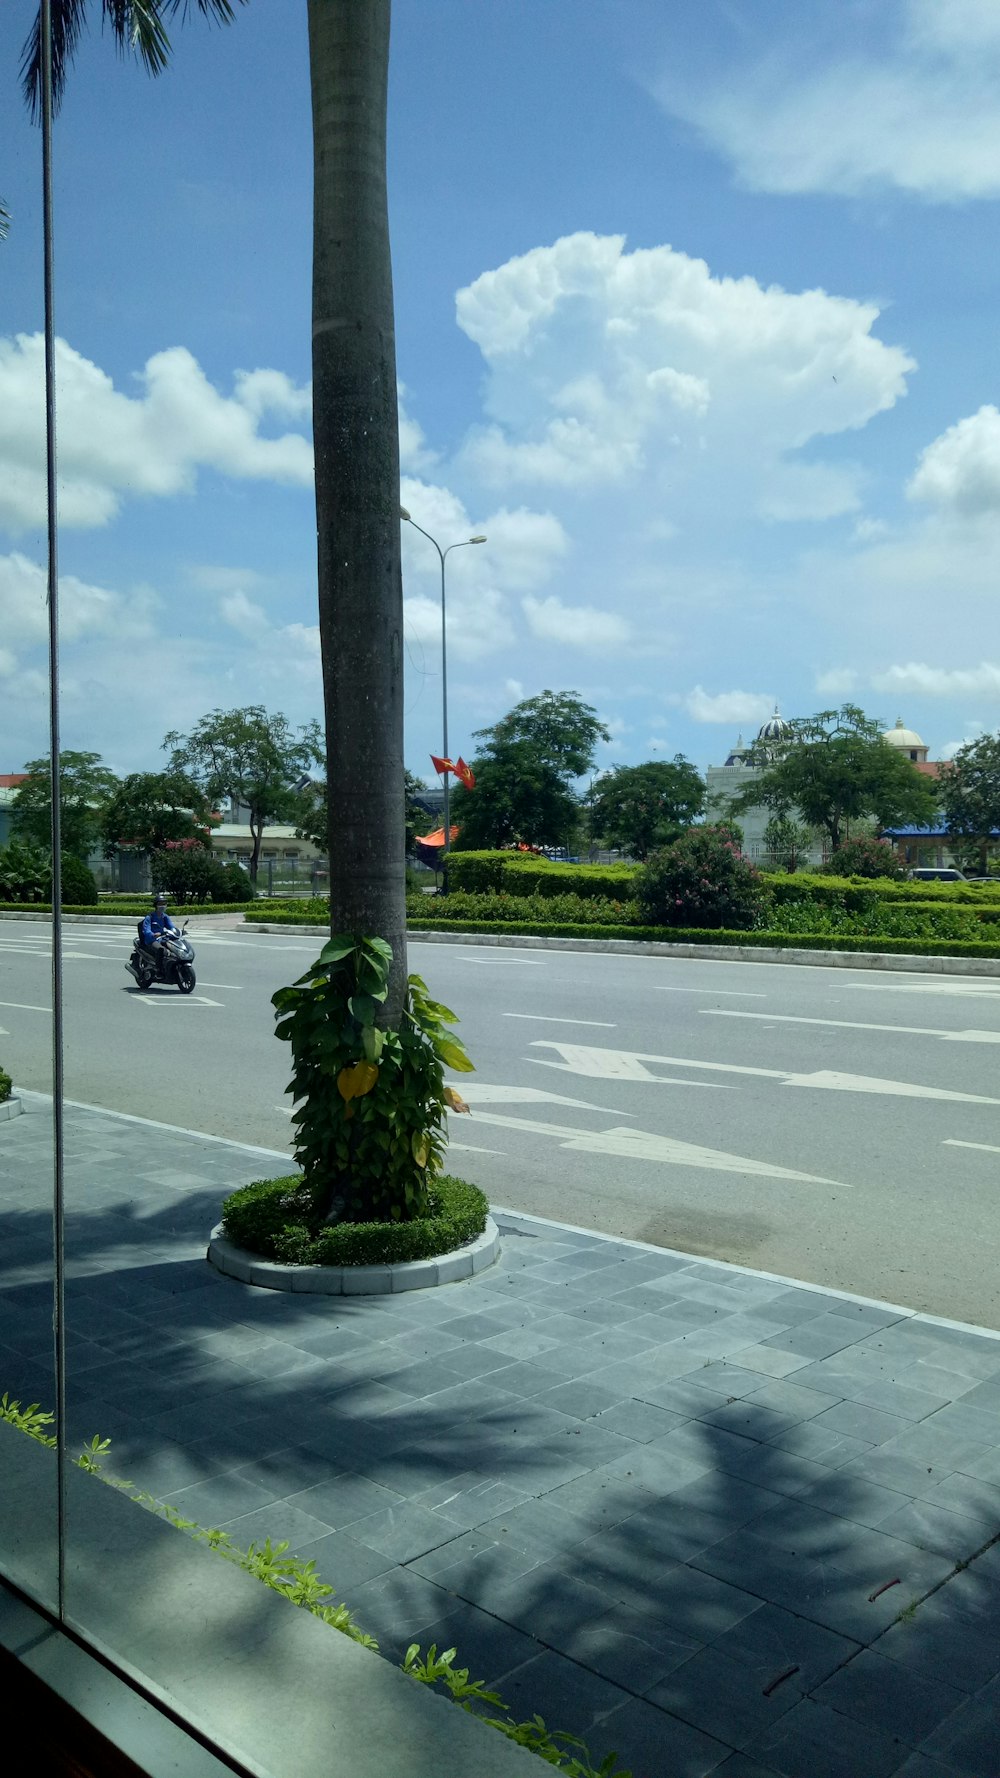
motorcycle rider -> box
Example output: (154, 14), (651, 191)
(140, 893), (179, 978)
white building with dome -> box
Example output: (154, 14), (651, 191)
(705, 709), (938, 867)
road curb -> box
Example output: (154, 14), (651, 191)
(207, 1216), (501, 1294)
(241, 923), (1000, 976)
(0, 1097), (22, 1123)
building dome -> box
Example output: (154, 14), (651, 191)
(884, 717), (925, 751)
(756, 706), (792, 745)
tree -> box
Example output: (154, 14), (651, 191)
(761, 812), (814, 873)
(12, 751), (119, 860)
(24, 2), (407, 991)
(733, 705), (938, 853)
(451, 744), (580, 851)
(100, 771), (216, 858)
(163, 708), (322, 884)
(938, 733), (1000, 874)
(454, 690), (609, 850)
(483, 690), (610, 781)
(590, 758), (704, 861)
(295, 769), (428, 861)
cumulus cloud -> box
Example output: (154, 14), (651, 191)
(0, 334), (314, 533)
(871, 661), (1000, 697)
(908, 406), (1000, 514)
(683, 686), (775, 725)
(454, 233), (912, 522)
(522, 595), (631, 652)
(815, 668), (860, 697)
(0, 550), (155, 645)
(650, 0), (1000, 202)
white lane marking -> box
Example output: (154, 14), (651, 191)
(503, 1013), (617, 1027)
(0, 946), (107, 960)
(458, 1083), (639, 1115)
(194, 982), (243, 990)
(850, 981), (1000, 997)
(446, 1141), (507, 1156)
(0, 999), (50, 1013)
(465, 1110), (848, 1186)
(704, 1009), (1000, 1045)
(131, 994), (223, 1008)
(459, 957), (547, 966)
(529, 1039), (1000, 1106)
(943, 1139), (1000, 1155)
(655, 987), (766, 997)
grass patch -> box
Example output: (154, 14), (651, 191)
(221, 1172), (489, 1266)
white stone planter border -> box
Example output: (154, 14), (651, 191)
(207, 1216), (500, 1294)
(0, 1097), (22, 1122)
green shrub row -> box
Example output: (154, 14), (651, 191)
(245, 896), (329, 925)
(221, 1172), (490, 1267)
(763, 871), (1000, 907)
(0, 900), (286, 917)
(405, 915), (1000, 958)
(3, 1396), (629, 1775)
(0, 1067), (11, 1104)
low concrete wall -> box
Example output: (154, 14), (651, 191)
(0, 1425), (538, 1778)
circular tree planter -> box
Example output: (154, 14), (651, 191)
(208, 1215), (501, 1295)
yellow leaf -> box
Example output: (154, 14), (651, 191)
(411, 1132), (430, 1168)
(337, 1061), (379, 1102)
(443, 1087), (471, 1115)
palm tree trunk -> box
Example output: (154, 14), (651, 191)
(308, 0), (406, 1021)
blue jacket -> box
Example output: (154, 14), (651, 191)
(142, 910), (178, 944)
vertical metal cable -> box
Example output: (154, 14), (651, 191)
(40, 0), (67, 1622)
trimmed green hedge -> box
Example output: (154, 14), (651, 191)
(0, 1068), (11, 1104)
(448, 850), (635, 898)
(221, 1172), (490, 1266)
(405, 915), (1000, 958)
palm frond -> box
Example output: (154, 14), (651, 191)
(21, 0), (89, 119)
(21, 0), (246, 119)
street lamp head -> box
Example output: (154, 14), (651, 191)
(399, 506), (411, 521)
(469, 535), (487, 544)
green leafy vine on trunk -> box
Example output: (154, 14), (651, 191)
(272, 935), (473, 1226)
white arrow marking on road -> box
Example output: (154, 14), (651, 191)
(0, 999), (51, 1013)
(446, 1141), (507, 1156)
(132, 994), (223, 1008)
(462, 1110), (848, 1186)
(655, 987), (766, 997)
(458, 1083), (640, 1115)
(704, 1009), (1000, 1045)
(503, 1013), (617, 1027)
(530, 1039), (1000, 1105)
(944, 1139), (1000, 1155)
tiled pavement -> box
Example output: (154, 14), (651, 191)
(2, 1097), (1000, 1777)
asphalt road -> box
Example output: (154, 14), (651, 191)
(2, 916), (1000, 1325)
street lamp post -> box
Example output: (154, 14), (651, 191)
(400, 509), (486, 889)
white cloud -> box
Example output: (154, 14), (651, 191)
(683, 686), (775, 725)
(908, 406), (1000, 514)
(650, 0), (1000, 202)
(815, 669), (860, 697)
(0, 334), (314, 534)
(871, 661), (1000, 697)
(454, 233), (913, 522)
(522, 595), (631, 652)
(219, 589), (270, 640)
(0, 550), (155, 645)
(398, 383), (438, 474)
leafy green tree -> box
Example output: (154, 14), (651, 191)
(100, 771), (216, 857)
(12, 751), (119, 860)
(483, 690), (610, 781)
(761, 812), (813, 873)
(590, 758), (704, 861)
(164, 708), (322, 884)
(24, 0), (409, 1017)
(825, 836), (906, 879)
(451, 743), (580, 851)
(938, 733), (1000, 875)
(733, 705), (938, 853)
(454, 690), (609, 851)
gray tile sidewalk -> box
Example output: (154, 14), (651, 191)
(2, 1094), (1000, 1777)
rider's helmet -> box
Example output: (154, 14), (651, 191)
(154, 892), (167, 910)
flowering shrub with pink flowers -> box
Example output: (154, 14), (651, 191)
(634, 825), (771, 929)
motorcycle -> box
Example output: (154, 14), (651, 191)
(126, 922), (197, 995)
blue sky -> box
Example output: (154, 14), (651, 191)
(2, 0), (1000, 785)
